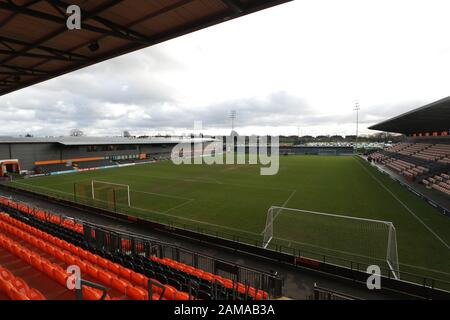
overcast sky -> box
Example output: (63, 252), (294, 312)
(2, 0), (450, 137)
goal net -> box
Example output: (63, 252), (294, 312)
(74, 180), (130, 210)
(262, 206), (400, 279)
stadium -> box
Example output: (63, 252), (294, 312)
(0, 0), (449, 305)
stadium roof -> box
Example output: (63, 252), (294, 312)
(0, 0), (291, 96)
(0, 136), (214, 145)
(368, 96), (450, 135)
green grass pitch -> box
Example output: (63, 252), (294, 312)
(6, 155), (450, 289)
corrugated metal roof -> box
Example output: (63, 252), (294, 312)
(369, 96), (450, 134)
(0, 136), (214, 145)
(0, 0), (291, 96)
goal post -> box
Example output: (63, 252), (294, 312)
(91, 180), (131, 207)
(262, 206), (400, 279)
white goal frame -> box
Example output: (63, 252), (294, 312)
(262, 206), (400, 279)
(91, 180), (131, 207)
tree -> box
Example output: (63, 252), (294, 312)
(123, 130), (131, 138)
(70, 129), (84, 137)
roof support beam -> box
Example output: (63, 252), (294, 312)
(46, 0), (153, 44)
(0, 49), (84, 61)
(221, 0), (244, 13)
(0, 1), (152, 44)
(0, 0), (124, 81)
(0, 71), (32, 76)
(0, 35), (88, 60)
(10, 0), (197, 76)
(1, 64), (49, 75)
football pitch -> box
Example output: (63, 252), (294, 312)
(6, 155), (450, 289)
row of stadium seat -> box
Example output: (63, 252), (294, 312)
(422, 172), (450, 196)
(0, 229), (107, 300)
(74, 160), (113, 169)
(0, 213), (190, 300)
(35, 163), (74, 174)
(376, 142), (450, 164)
(3, 209), (261, 300)
(369, 143), (449, 180)
(0, 197), (84, 234)
(0, 196), (269, 300)
(0, 265), (46, 300)
(151, 256), (268, 300)
(35, 159), (115, 174)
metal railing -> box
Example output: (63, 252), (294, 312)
(1, 184), (450, 298)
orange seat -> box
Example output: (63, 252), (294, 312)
(0, 268), (13, 282)
(30, 255), (43, 272)
(76, 260), (88, 273)
(52, 269), (69, 287)
(97, 257), (109, 269)
(78, 249), (89, 261)
(126, 286), (147, 300)
(42, 262), (55, 278)
(12, 278), (30, 296)
(86, 252), (98, 265)
(130, 272), (146, 287)
(82, 285), (103, 300)
(97, 270), (113, 287)
(8, 287), (30, 300)
(162, 285), (176, 300)
(28, 288), (46, 300)
(64, 253), (78, 266)
(107, 261), (120, 275)
(0, 278), (12, 293)
(175, 291), (190, 300)
(86, 264), (98, 278)
(44, 244), (55, 256)
(55, 249), (66, 262)
(67, 243), (79, 255)
(111, 277), (129, 293)
(119, 266), (131, 280)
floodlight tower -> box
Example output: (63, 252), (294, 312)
(229, 110), (237, 131)
(354, 101), (360, 153)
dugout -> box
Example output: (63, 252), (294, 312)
(0, 159), (20, 176)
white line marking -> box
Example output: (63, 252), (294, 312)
(355, 157), (450, 250)
(399, 262), (450, 277)
(114, 172), (292, 192)
(12, 180), (260, 237)
(129, 205), (261, 236)
(132, 189), (193, 201)
(261, 190), (297, 236)
(163, 199), (195, 214)
(274, 189), (297, 220)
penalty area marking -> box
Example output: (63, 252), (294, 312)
(128, 205), (262, 237)
(11, 181), (259, 237)
(260, 189), (297, 235)
(355, 157), (450, 250)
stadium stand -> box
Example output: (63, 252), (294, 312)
(0, 264), (46, 300)
(35, 164), (74, 175)
(0, 197), (271, 300)
(368, 141), (450, 196)
(74, 160), (114, 169)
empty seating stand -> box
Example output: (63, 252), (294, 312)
(74, 160), (113, 169)
(422, 172), (450, 196)
(0, 197), (271, 300)
(0, 265), (46, 300)
(369, 141), (450, 196)
(35, 163), (74, 174)
(0, 213), (191, 301)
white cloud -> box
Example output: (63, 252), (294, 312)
(1, 0), (449, 137)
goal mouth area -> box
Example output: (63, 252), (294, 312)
(262, 206), (400, 280)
